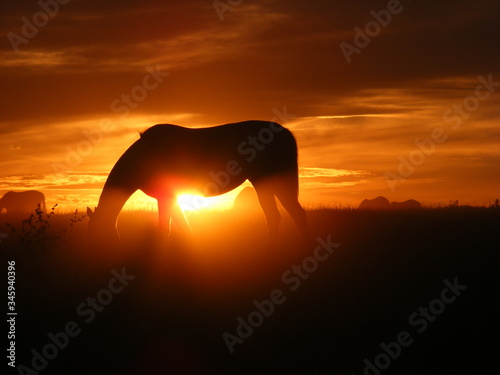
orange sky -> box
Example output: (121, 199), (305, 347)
(1, 0), (499, 210)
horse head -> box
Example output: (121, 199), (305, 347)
(86, 207), (120, 244)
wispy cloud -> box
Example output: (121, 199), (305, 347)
(299, 167), (365, 178)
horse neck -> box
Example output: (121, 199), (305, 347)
(95, 184), (135, 226)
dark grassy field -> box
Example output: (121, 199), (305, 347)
(1, 206), (499, 374)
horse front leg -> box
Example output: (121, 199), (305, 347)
(157, 198), (173, 238)
(157, 198), (193, 249)
(170, 201), (192, 235)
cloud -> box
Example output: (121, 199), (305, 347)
(1, 0), (499, 123)
(299, 167), (365, 178)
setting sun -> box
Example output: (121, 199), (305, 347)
(177, 193), (213, 211)
(177, 187), (247, 212)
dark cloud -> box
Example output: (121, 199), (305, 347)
(1, 0), (499, 123)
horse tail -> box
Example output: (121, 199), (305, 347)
(276, 124), (300, 197)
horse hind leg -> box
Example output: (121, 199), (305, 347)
(253, 182), (281, 241)
(275, 180), (310, 242)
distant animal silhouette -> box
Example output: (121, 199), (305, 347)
(0, 190), (46, 215)
(358, 196), (391, 210)
(87, 121), (309, 242)
(232, 186), (260, 212)
(390, 199), (422, 210)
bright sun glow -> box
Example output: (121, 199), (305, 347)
(120, 186), (250, 212)
(177, 184), (253, 212)
(176, 192), (240, 211)
(177, 194), (215, 211)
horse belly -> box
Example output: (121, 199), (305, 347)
(138, 161), (247, 199)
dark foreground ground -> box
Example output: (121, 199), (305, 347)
(1, 206), (499, 374)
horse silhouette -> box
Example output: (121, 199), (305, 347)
(87, 121), (309, 242)
(0, 190), (46, 216)
(390, 199), (422, 210)
(358, 196), (391, 210)
(358, 196), (423, 210)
